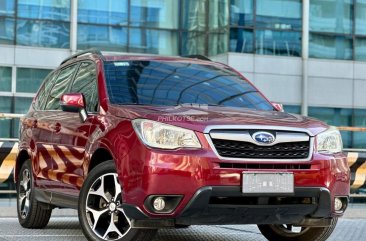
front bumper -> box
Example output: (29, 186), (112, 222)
(122, 186), (347, 228)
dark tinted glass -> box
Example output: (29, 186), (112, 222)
(45, 64), (78, 110)
(35, 71), (58, 110)
(104, 61), (273, 111)
(71, 62), (98, 112)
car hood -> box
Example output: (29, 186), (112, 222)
(109, 105), (329, 136)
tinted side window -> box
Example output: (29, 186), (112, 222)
(34, 71), (58, 110)
(45, 64), (78, 110)
(70, 62), (98, 112)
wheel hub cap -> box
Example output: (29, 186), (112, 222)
(109, 202), (116, 212)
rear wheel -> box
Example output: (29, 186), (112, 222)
(16, 160), (52, 228)
(78, 160), (157, 241)
(258, 218), (338, 241)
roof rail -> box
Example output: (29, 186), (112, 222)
(61, 49), (104, 65)
(183, 55), (211, 61)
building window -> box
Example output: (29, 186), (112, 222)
(129, 28), (179, 55)
(130, 0), (179, 29)
(77, 24), (128, 52)
(308, 107), (354, 148)
(0, 96), (12, 138)
(309, 33), (353, 60)
(230, 0), (302, 57)
(14, 0), (70, 48)
(76, 0), (228, 56)
(309, 0), (354, 60)
(181, 31), (206, 56)
(17, 0), (70, 21)
(0, 0), (15, 45)
(78, 0), (128, 25)
(16, 68), (51, 93)
(0, 67), (12, 92)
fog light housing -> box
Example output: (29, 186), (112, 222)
(334, 197), (343, 212)
(145, 195), (183, 214)
(153, 197), (166, 211)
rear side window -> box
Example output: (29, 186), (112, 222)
(45, 64), (78, 110)
(70, 62), (98, 112)
(34, 71), (58, 110)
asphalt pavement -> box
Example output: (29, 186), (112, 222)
(0, 200), (365, 241)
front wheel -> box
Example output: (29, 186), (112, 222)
(258, 218), (338, 241)
(78, 160), (157, 241)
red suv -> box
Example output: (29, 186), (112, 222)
(16, 50), (350, 241)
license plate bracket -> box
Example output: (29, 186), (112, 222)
(242, 172), (294, 194)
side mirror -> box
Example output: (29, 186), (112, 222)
(60, 93), (88, 122)
(272, 102), (284, 112)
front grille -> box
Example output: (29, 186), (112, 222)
(212, 139), (310, 159)
(218, 163), (311, 169)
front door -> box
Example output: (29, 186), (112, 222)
(50, 61), (99, 195)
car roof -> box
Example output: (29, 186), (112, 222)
(60, 49), (226, 69)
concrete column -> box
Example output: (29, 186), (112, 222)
(70, 0), (78, 54)
(301, 0), (309, 116)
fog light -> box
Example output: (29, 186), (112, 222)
(334, 197), (343, 211)
(153, 197), (166, 211)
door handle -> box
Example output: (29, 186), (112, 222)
(32, 120), (38, 128)
(52, 123), (61, 133)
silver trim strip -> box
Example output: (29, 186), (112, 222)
(205, 125), (314, 162)
(204, 125), (314, 136)
(210, 130), (309, 147)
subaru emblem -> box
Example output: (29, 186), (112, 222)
(252, 131), (275, 145)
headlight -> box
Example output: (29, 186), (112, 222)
(132, 119), (201, 149)
(316, 127), (343, 153)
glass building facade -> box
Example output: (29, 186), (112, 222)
(2, 1), (366, 60)
(1, 0), (366, 148)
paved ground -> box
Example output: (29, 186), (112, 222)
(0, 217), (365, 241)
(0, 201), (365, 241)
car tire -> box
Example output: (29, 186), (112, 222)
(17, 160), (52, 228)
(78, 160), (157, 241)
(258, 218), (338, 241)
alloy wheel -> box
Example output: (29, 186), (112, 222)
(18, 169), (31, 219)
(85, 173), (131, 240)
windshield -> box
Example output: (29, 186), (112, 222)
(104, 60), (274, 111)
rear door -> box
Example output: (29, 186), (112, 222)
(50, 61), (99, 195)
(39, 63), (79, 192)
(26, 70), (58, 190)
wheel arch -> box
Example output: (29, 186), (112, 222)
(15, 149), (31, 182)
(88, 147), (114, 174)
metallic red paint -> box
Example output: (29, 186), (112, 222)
(15, 53), (350, 224)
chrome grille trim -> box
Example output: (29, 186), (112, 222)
(205, 126), (314, 162)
